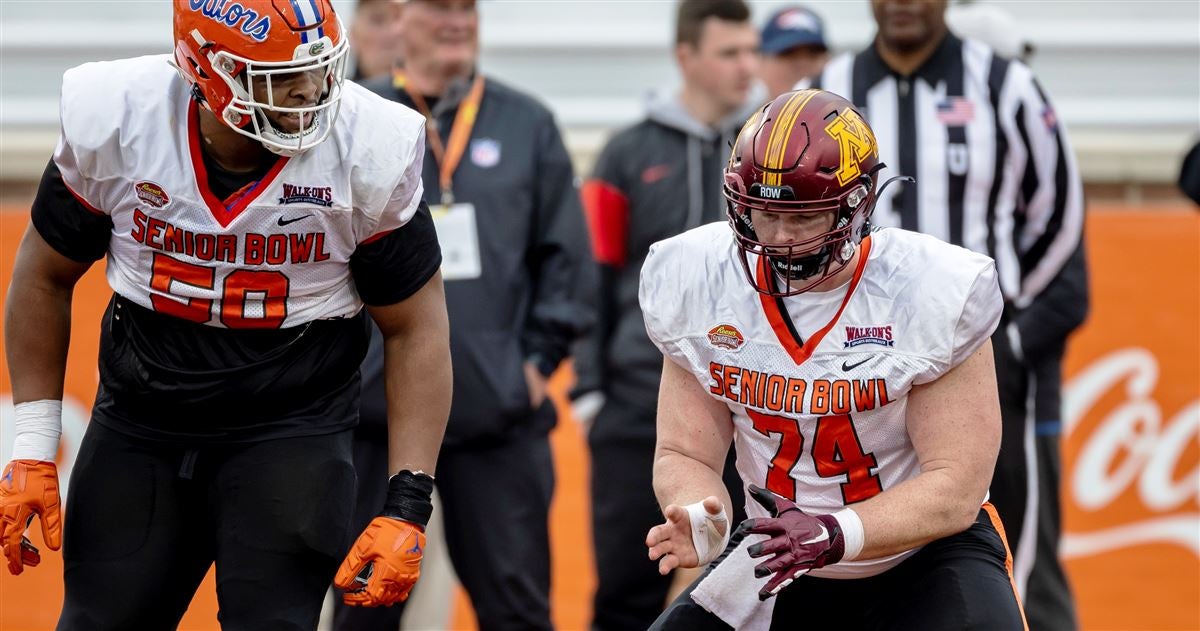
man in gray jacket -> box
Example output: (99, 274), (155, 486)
(573, 1), (761, 628)
(337, 1), (592, 630)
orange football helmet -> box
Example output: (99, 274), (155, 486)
(724, 89), (909, 296)
(173, 0), (349, 156)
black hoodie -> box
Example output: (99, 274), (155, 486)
(574, 88), (762, 439)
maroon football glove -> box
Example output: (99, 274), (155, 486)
(741, 484), (844, 600)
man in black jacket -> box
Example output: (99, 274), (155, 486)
(573, 2), (761, 629)
(334, 1), (592, 630)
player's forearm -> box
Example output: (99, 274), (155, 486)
(4, 274), (74, 404)
(849, 466), (984, 560)
(652, 448), (733, 515)
(381, 328), (451, 476)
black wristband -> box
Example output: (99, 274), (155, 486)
(527, 353), (559, 377)
(380, 470), (435, 527)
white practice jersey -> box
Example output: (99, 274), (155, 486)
(640, 223), (1002, 578)
(53, 54), (426, 328)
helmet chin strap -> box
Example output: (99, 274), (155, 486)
(769, 245), (830, 282)
(737, 209), (829, 282)
(766, 206), (856, 282)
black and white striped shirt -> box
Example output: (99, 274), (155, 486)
(807, 34), (1084, 309)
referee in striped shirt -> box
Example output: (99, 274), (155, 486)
(803, 2), (1088, 630)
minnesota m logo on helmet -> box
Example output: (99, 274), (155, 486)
(825, 109), (879, 186)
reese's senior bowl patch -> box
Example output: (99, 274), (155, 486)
(707, 324), (745, 350)
(134, 181), (170, 209)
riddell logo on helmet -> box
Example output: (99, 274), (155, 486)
(134, 181), (171, 209)
(188, 0), (272, 43)
(708, 324), (746, 350)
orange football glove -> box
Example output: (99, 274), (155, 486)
(0, 459), (62, 575)
(334, 517), (426, 607)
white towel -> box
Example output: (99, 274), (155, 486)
(689, 534), (780, 631)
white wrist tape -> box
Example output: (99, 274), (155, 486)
(831, 507), (865, 562)
(12, 400), (62, 462)
(685, 501), (730, 565)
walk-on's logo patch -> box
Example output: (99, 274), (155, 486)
(470, 138), (501, 168)
(134, 181), (171, 209)
(844, 325), (894, 348)
(708, 324), (745, 351)
(278, 183), (333, 207)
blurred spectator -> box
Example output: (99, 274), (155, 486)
(759, 5), (830, 99)
(349, 0), (403, 81)
(804, 1), (1088, 629)
(573, 1), (760, 629)
(335, 1), (593, 630)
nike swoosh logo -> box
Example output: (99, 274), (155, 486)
(641, 163), (672, 184)
(277, 214), (312, 226)
(841, 356), (877, 372)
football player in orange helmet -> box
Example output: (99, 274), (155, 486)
(3, 0), (451, 627)
(173, 0), (350, 156)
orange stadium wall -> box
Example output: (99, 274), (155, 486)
(0, 207), (1197, 630)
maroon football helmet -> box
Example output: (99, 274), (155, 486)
(724, 89), (900, 296)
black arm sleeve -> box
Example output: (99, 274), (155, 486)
(30, 159), (113, 262)
(350, 201), (442, 306)
(1015, 238), (1090, 362)
(520, 112), (595, 372)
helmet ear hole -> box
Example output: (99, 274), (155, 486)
(184, 56), (209, 80)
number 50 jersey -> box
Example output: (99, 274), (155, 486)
(53, 55), (427, 328)
(33, 55), (435, 442)
(639, 223), (1002, 578)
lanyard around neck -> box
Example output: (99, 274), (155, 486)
(393, 70), (486, 206)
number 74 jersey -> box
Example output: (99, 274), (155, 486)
(639, 223), (1002, 578)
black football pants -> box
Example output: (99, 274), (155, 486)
(57, 421), (356, 631)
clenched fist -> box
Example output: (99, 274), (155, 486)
(334, 517), (426, 607)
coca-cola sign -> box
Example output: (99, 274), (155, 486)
(1062, 348), (1199, 558)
